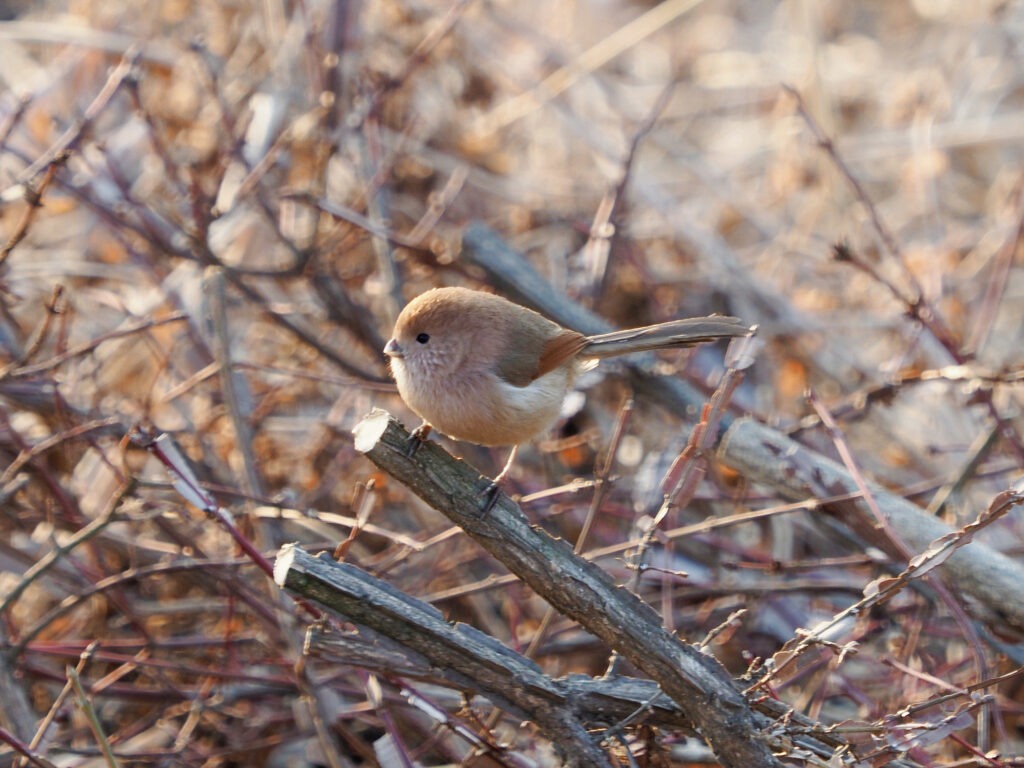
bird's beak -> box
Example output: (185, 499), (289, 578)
(383, 338), (403, 359)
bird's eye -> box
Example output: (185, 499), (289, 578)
(415, 332), (430, 344)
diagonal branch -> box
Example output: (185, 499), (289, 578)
(275, 544), (616, 767)
(351, 409), (783, 768)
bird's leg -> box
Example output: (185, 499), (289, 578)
(405, 422), (432, 457)
(480, 444), (519, 513)
(492, 444), (519, 486)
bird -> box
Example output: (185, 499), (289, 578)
(383, 286), (751, 492)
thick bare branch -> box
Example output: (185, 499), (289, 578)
(275, 544), (616, 768)
(718, 417), (1024, 634)
(352, 408), (782, 768)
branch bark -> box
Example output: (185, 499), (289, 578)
(718, 417), (1024, 634)
(275, 544), (616, 767)
(351, 409), (783, 768)
(302, 610), (697, 731)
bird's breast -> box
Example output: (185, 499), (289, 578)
(395, 363), (574, 447)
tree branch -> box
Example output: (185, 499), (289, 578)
(718, 417), (1024, 635)
(351, 408), (783, 768)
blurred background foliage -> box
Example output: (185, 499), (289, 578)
(1, 0), (1024, 765)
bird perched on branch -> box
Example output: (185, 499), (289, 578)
(384, 286), (752, 491)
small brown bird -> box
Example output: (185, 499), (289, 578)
(383, 286), (751, 486)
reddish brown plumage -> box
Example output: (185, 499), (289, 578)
(384, 286), (750, 448)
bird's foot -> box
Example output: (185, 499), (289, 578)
(479, 479), (503, 515)
(477, 445), (519, 514)
(404, 423), (432, 457)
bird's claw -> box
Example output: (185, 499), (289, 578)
(477, 444), (517, 514)
(404, 423), (432, 458)
(479, 479), (502, 515)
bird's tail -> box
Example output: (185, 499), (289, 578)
(580, 316), (752, 359)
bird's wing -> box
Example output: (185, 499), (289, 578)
(536, 329), (588, 379)
(495, 327), (587, 386)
